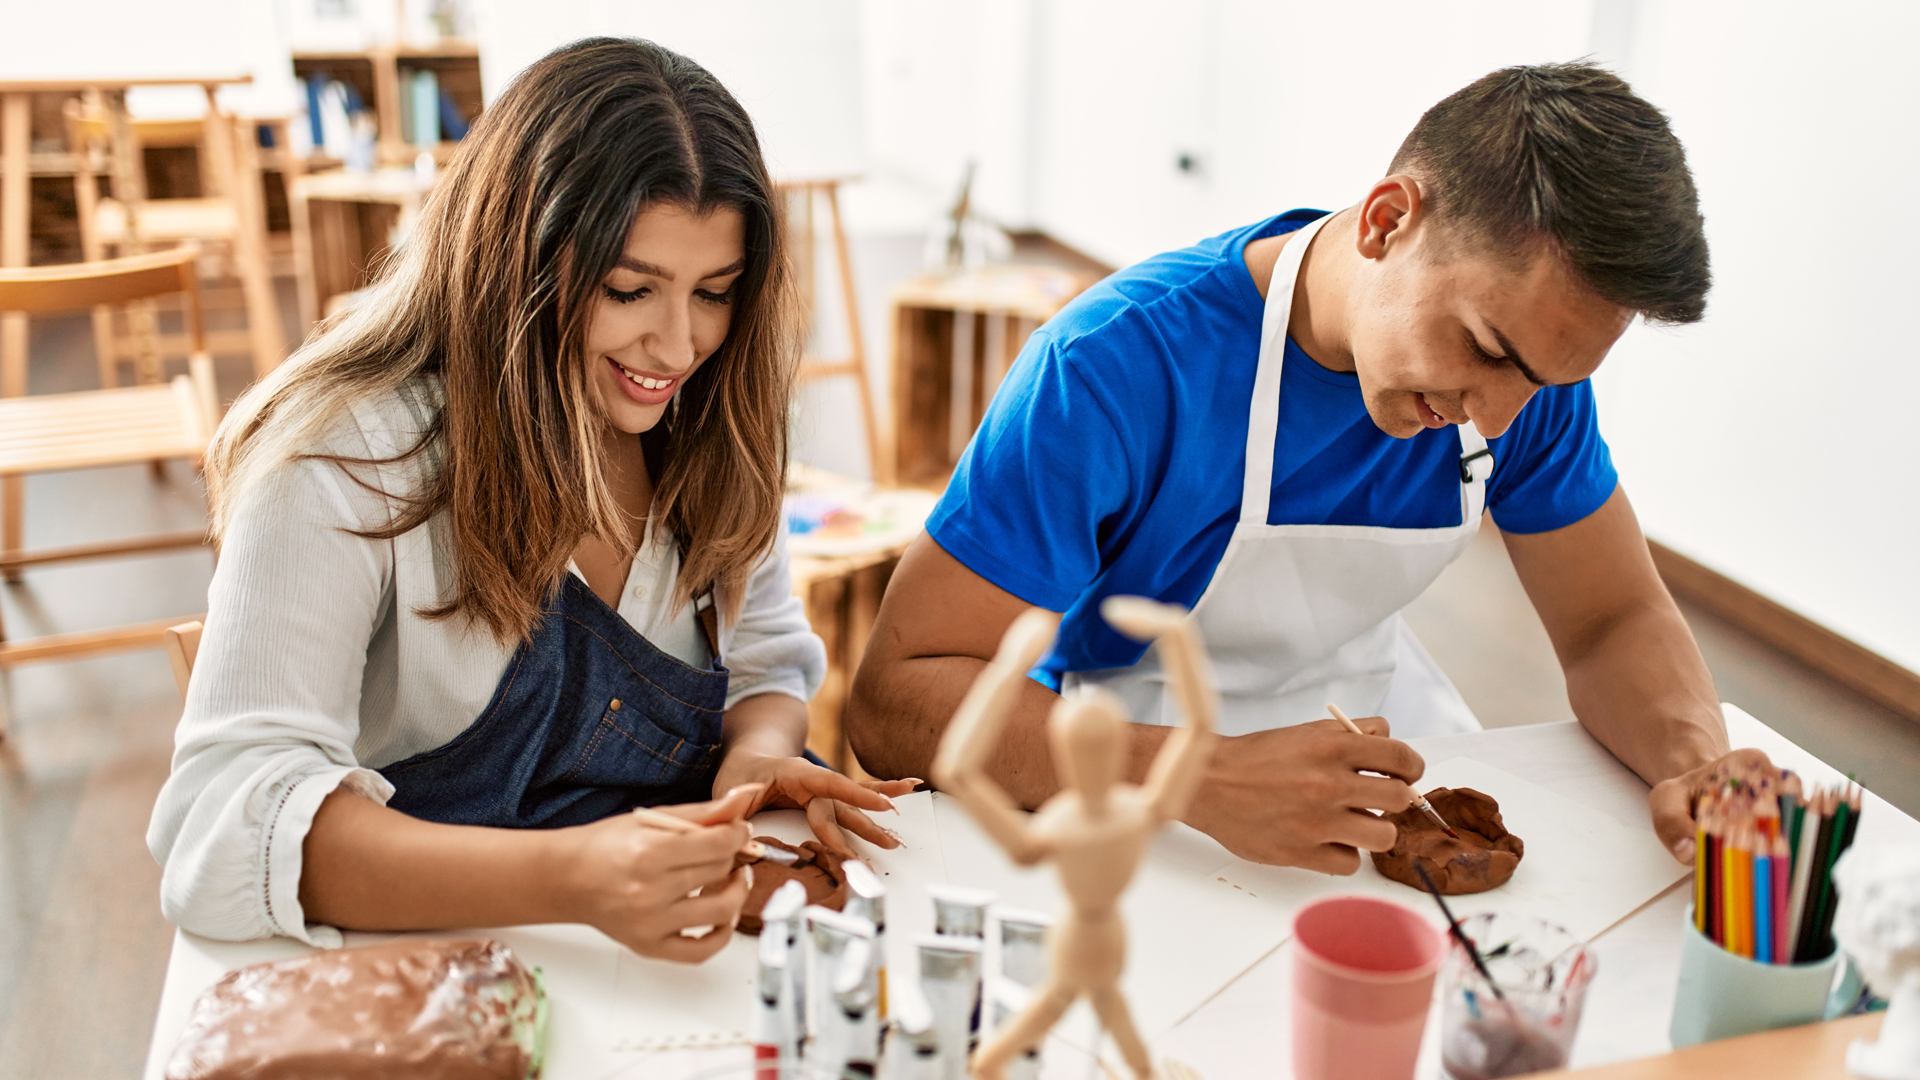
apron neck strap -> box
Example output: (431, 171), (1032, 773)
(1243, 211), (1338, 525)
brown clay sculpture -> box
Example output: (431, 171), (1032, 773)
(737, 837), (851, 935)
(1370, 786), (1524, 895)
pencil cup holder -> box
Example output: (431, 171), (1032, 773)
(1670, 904), (1840, 1048)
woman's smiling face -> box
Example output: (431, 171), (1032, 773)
(585, 202), (747, 435)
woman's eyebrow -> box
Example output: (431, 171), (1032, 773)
(611, 256), (747, 280)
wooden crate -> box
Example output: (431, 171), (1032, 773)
(887, 264), (1099, 487)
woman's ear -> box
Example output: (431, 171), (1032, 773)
(1355, 174), (1424, 260)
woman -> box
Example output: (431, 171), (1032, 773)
(148, 38), (913, 962)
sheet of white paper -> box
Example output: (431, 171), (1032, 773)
(927, 791), (1297, 1040)
(1213, 757), (1688, 943)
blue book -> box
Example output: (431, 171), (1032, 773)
(438, 88), (469, 141)
(411, 69), (439, 148)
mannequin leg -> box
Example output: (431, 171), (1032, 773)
(1089, 985), (1153, 1080)
(971, 981), (1077, 1080)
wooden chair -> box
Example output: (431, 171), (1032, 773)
(0, 248), (220, 732)
(164, 620), (202, 697)
(64, 94), (286, 382)
(781, 177), (886, 482)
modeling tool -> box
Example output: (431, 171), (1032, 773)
(629, 806), (801, 866)
(1328, 702), (1458, 838)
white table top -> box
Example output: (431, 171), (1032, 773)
(140, 705), (1920, 1080)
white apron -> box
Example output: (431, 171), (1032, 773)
(1065, 211), (1489, 738)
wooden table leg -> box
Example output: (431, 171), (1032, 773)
(2, 92), (32, 585)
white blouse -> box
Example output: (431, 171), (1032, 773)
(147, 383), (826, 946)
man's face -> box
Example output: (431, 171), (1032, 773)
(1344, 220), (1632, 439)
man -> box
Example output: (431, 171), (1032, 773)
(849, 62), (1762, 872)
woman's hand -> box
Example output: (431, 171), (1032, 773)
(714, 748), (920, 856)
(557, 786), (758, 962)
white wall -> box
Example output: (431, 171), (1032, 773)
(1592, 0), (1920, 670)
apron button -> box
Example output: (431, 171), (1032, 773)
(609, 698), (622, 711)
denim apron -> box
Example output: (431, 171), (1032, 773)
(378, 558), (730, 829)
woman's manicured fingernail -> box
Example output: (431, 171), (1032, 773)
(1672, 837), (1695, 863)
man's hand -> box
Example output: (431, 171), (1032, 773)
(1183, 716), (1424, 873)
(1648, 747), (1780, 865)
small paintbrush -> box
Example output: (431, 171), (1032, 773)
(1415, 861), (1506, 1001)
(631, 806), (801, 866)
(1327, 702), (1458, 838)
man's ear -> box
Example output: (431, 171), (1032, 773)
(1356, 174), (1424, 260)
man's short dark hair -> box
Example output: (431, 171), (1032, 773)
(1390, 61), (1709, 325)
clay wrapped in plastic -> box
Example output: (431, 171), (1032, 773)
(165, 938), (547, 1080)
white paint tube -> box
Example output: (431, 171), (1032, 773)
(843, 861), (888, 1019)
(761, 879), (810, 1072)
(925, 884), (993, 1049)
(990, 908), (1052, 1080)
(926, 883), (995, 940)
(881, 978), (939, 1080)
(753, 926), (788, 1080)
(834, 935), (881, 1076)
(806, 906), (877, 1080)
(916, 934), (983, 1080)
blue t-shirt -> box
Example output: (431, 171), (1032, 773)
(927, 211), (1619, 686)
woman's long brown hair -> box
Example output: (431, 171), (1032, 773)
(205, 38), (795, 642)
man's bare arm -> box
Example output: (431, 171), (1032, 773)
(848, 533), (1172, 809)
(849, 534), (1422, 871)
(1502, 485), (1756, 860)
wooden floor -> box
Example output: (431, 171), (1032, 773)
(4, 305), (1918, 1078)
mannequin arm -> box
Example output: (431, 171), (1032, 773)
(932, 609), (1057, 864)
(1102, 597), (1220, 820)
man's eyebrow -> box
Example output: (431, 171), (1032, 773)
(612, 256), (747, 281)
(1485, 323), (1554, 387)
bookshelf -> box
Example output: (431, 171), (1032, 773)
(291, 42), (482, 168)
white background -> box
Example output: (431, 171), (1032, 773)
(8, 0), (1915, 670)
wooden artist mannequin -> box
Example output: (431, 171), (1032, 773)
(933, 597), (1218, 1080)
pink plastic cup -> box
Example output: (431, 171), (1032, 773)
(1292, 895), (1445, 1080)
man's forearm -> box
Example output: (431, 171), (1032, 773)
(1563, 598), (1727, 787)
(847, 653), (1172, 808)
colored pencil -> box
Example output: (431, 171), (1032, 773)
(1707, 818), (1724, 945)
(1792, 793), (1837, 963)
(1693, 815), (1708, 933)
(1771, 834), (1790, 964)
(1786, 792), (1823, 960)
(1754, 841), (1772, 964)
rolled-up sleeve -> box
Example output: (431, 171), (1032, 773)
(719, 519), (826, 709)
(147, 454), (396, 946)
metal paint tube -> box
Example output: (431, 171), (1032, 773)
(753, 926), (788, 1080)
(916, 934), (983, 1080)
(925, 884), (993, 1049)
(834, 935), (881, 1076)
(806, 906), (878, 1080)
(761, 879), (810, 1072)
(882, 979), (939, 1080)
(844, 861), (888, 1019)
(991, 908), (1051, 1080)
(926, 883), (995, 940)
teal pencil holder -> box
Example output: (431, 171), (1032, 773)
(1670, 904), (1841, 1047)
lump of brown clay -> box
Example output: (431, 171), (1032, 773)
(737, 836), (851, 934)
(165, 938), (544, 1080)
(1370, 787), (1524, 895)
